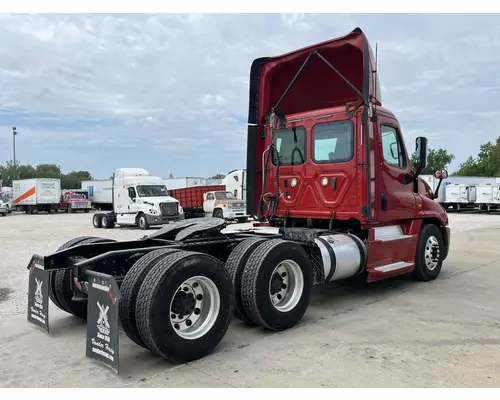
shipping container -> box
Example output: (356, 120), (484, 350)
(12, 178), (61, 213)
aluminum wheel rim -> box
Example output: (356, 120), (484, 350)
(425, 236), (440, 271)
(169, 275), (220, 340)
(268, 260), (304, 312)
(139, 217), (145, 228)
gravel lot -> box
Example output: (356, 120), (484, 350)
(1, 211), (499, 387)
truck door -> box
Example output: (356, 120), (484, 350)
(203, 192), (215, 214)
(375, 118), (418, 222)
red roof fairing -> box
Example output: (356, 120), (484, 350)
(255, 28), (382, 124)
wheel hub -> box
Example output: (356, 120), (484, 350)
(169, 276), (220, 340)
(424, 236), (440, 271)
(268, 260), (304, 313)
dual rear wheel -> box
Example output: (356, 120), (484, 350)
(225, 238), (313, 331)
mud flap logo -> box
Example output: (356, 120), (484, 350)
(34, 278), (43, 305)
(97, 302), (110, 335)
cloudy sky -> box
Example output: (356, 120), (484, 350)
(0, 13), (499, 179)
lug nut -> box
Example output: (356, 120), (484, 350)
(194, 308), (201, 315)
(174, 323), (180, 330)
(282, 284), (287, 289)
(171, 314), (176, 319)
(281, 272), (287, 277)
(186, 319), (192, 327)
(183, 287), (189, 292)
(192, 282), (199, 288)
(196, 294), (203, 301)
(277, 294), (282, 300)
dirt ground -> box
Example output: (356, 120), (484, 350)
(0, 211), (499, 387)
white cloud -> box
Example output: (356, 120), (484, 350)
(0, 13), (499, 176)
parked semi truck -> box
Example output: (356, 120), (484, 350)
(12, 178), (61, 214)
(169, 184), (249, 222)
(26, 28), (450, 369)
(81, 179), (113, 210)
(91, 168), (184, 230)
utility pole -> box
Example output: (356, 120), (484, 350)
(12, 127), (17, 182)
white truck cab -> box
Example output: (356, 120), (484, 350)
(93, 168), (184, 230)
(203, 190), (248, 222)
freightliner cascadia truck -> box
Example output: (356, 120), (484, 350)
(25, 28), (450, 371)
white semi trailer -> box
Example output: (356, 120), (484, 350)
(81, 179), (113, 210)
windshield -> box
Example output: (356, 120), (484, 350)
(215, 191), (234, 200)
(69, 194), (84, 199)
(136, 185), (168, 197)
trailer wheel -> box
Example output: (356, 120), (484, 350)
(411, 224), (445, 282)
(240, 239), (313, 331)
(119, 248), (181, 348)
(93, 214), (102, 228)
(53, 237), (116, 319)
(225, 238), (267, 325)
(138, 213), (149, 230)
(48, 236), (103, 311)
(135, 251), (234, 363)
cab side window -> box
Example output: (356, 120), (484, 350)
(381, 125), (406, 168)
(206, 193), (214, 201)
(128, 187), (136, 199)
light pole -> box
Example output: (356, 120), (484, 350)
(12, 127), (17, 182)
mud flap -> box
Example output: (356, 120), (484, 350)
(85, 270), (122, 374)
(27, 256), (50, 333)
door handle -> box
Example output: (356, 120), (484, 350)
(381, 194), (387, 211)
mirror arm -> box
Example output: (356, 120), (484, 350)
(433, 178), (443, 200)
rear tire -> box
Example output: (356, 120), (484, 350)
(93, 214), (102, 228)
(53, 237), (116, 319)
(411, 224), (445, 282)
(135, 251), (234, 363)
(102, 215), (115, 229)
(119, 248), (181, 348)
(240, 239), (313, 331)
(225, 238), (267, 325)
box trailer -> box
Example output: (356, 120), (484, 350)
(444, 183), (477, 211)
(476, 184), (500, 212)
(81, 179), (113, 210)
(163, 177), (207, 190)
(12, 178), (61, 214)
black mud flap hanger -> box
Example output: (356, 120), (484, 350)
(26, 256), (122, 375)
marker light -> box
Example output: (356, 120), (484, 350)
(291, 178), (298, 187)
(321, 177), (328, 186)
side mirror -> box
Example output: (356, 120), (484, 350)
(432, 169), (448, 200)
(434, 170), (448, 180)
(414, 137), (428, 170)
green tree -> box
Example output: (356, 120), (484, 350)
(410, 148), (455, 175)
(208, 174), (226, 180)
(454, 136), (500, 177)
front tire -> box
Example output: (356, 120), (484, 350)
(411, 224), (445, 282)
(138, 213), (149, 230)
(240, 239), (313, 331)
(135, 251), (234, 363)
(213, 209), (224, 219)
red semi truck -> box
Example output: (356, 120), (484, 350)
(169, 185), (249, 222)
(26, 28), (450, 369)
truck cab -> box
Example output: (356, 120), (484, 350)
(203, 190), (249, 222)
(93, 168), (184, 230)
(246, 27), (450, 281)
